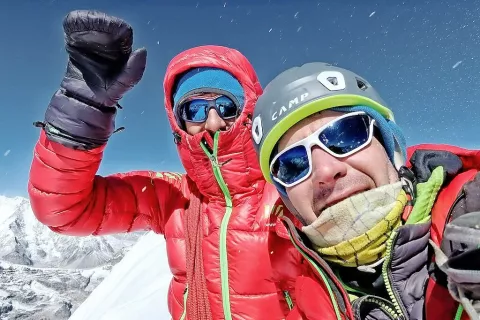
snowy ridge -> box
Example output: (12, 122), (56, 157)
(0, 195), (146, 319)
(0, 259), (110, 319)
(70, 231), (171, 320)
(0, 196), (142, 269)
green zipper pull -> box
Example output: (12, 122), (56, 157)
(283, 290), (294, 310)
(180, 285), (188, 320)
(454, 304), (464, 320)
(382, 230), (407, 318)
(199, 131), (233, 320)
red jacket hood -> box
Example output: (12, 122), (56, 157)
(163, 45), (264, 199)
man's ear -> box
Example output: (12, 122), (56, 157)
(373, 126), (385, 146)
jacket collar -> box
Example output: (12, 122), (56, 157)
(163, 46), (264, 200)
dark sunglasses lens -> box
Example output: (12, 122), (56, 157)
(273, 145), (310, 186)
(319, 115), (371, 155)
(216, 96), (238, 119)
(183, 100), (208, 122)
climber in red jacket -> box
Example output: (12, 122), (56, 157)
(251, 62), (480, 319)
(28, 10), (306, 320)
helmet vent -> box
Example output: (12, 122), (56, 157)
(356, 78), (368, 91)
(254, 124), (260, 136)
(252, 115), (263, 144)
(327, 77), (338, 86)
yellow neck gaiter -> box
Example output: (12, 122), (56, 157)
(302, 182), (407, 267)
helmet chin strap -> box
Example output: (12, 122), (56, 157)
(271, 175), (310, 226)
(280, 194), (309, 226)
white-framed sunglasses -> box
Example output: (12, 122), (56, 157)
(270, 111), (376, 188)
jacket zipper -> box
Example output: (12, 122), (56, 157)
(180, 286), (188, 320)
(454, 305), (464, 320)
(351, 295), (403, 319)
(336, 269), (402, 319)
(382, 230), (408, 318)
(283, 218), (352, 320)
(200, 132), (233, 320)
(283, 291), (294, 310)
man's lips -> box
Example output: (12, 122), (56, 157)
(320, 187), (369, 211)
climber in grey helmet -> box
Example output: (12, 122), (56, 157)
(251, 62), (480, 320)
(252, 62), (406, 223)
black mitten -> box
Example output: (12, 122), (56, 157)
(42, 10), (147, 150)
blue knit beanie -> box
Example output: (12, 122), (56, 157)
(172, 67), (245, 125)
(332, 106), (407, 166)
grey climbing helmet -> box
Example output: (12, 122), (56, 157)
(251, 62), (397, 184)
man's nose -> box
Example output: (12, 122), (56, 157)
(310, 146), (348, 185)
(204, 108), (227, 132)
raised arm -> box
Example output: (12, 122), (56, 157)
(29, 132), (185, 236)
(28, 10), (184, 236)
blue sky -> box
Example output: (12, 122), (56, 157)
(1, 0), (480, 197)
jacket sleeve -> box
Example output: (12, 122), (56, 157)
(432, 172), (480, 320)
(28, 131), (186, 236)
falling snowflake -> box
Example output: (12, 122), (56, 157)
(294, 12), (299, 18)
(142, 186), (147, 192)
(269, 28), (273, 32)
(369, 11), (376, 17)
(452, 60), (463, 69)
(4, 150), (10, 156)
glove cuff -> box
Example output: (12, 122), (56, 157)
(44, 89), (117, 150)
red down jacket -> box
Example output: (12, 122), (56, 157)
(28, 46), (306, 320)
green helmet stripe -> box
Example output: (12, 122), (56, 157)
(259, 94), (394, 183)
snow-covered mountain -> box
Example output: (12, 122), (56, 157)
(69, 231), (171, 320)
(0, 195), (147, 319)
